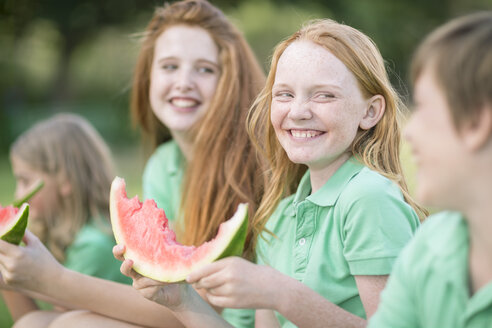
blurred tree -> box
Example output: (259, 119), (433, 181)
(0, 0), (490, 155)
(2, 0), (156, 102)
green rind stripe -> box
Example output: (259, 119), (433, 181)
(1, 204), (29, 245)
(217, 209), (249, 260)
(12, 181), (44, 208)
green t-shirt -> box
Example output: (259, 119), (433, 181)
(143, 140), (185, 222)
(256, 158), (420, 327)
(142, 140), (254, 328)
(369, 212), (492, 328)
(64, 219), (132, 285)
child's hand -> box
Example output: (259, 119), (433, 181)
(187, 257), (282, 310)
(0, 230), (64, 292)
(113, 244), (192, 310)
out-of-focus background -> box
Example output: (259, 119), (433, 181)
(1, 0), (490, 326)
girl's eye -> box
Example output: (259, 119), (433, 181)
(318, 93), (335, 99)
(275, 92), (293, 98)
(162, 64), (178, 71)
(197, 67), (215, 74)
(16, 176), (30, 188)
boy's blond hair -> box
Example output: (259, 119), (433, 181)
(411, 12), (492, 128)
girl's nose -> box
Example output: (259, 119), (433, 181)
(174, 68), (194, 92)
(287, 98), (313, 121)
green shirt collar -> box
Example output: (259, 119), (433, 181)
(167, 140), (185, 175)
(294, 157), (365, 207)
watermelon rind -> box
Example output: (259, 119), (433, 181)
(216, 207), (248, 260)
(0, 203), (29, 245)
(12, 180), (44, 208)
(110, 177), (249, 282)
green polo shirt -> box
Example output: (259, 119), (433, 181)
(369, 212), (492, 328)
(256, 158), (420, 327)
(142, 140), (254, 328)
(142, 140), (185, 222)
(64, 219), (132, 285)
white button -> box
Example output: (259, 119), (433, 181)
(299, 238), (306, 246)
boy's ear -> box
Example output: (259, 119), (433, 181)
(462, 105), (492, 151)
(360, 95), (385, 130)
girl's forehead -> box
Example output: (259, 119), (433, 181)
(275, 40), (356, 88)
(154, 25), (219, 63)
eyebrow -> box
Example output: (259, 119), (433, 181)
(13, 173), (29, 180)
(272, 83), (343, 92)
(156, 56), (219, 68)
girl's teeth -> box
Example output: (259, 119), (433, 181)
(172, 99), (198, 108)
(291, 130), (321, 138)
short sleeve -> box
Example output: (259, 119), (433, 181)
(340, 172), (420, 275)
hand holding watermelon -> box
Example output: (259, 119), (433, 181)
(114, 244), (199, 311)
(187, 256), (285, 310)
(109, 177), (249, 282)
(0, 230), (64, 293)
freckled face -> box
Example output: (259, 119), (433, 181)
(149, 25), (220, 139)
(271, 40), (368, 171)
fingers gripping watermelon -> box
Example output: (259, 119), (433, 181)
(0, 203), (29, 244)
(109, 177), (248, 282)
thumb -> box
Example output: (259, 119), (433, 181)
(186, 261), (223, 283)
(22, 229), (40, 245)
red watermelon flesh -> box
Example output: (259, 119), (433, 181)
(110, 177), (248, 282)
(0, 203), (29, 244)
(0, 205), (19, 222)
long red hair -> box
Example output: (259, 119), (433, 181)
(247, 19), (427, 248)
(131, 0), (266, 257)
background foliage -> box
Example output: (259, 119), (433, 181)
(1, 0), (490, 326)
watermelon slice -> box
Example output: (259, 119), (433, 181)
(0, 203), (29, 244)
(110, 177), (249, 282)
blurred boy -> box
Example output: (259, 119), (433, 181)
(369, 12), (492, 327)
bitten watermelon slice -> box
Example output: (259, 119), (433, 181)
(0, 203), (29, 244)
(109, 177), (248, 282)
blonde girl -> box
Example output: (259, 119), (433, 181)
(118, 18), (425, 328)
(0, 1), (265, 327)
(2, 113), (130, 322)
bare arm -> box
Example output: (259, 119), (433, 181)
(1, 290), (39, 321)
(255, 309), (280, 328)
(55, 268), (185, 327)
(354, 275), (388, 319)
(172, 284), (233, 328)
(275, 275), (387, 328)
(189, 258), (387, 328)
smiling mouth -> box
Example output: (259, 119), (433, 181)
(289, 129), (324, 138)
(170, 98), (200, 108)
